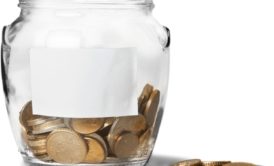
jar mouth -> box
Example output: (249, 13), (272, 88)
(19, 0), (154, 8)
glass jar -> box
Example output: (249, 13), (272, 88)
(1, 0), (170, 165)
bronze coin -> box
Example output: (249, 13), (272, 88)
(27, 134), (48, 140)
(203, 161), (231, 166)
(173, 159), (202, 166)
(27, 116), (54, 127)
(46, 128), (87, 164)
(107, 115), (146, 151)
(144, 89), (160, 127)
(36, 154), (52, 161)
(19, 101), (33, 130)
(120, 115), (147, 134)
(70, 118), (105, 134)
(113, 132), (139, 158)
(138, 84), (154, 114)
(84, 137), (106, 163)
(139, 128), (152, 148)
(32, 119), (65, 135)
(21, 126), (28, 145)
(31, 148), (47, 156)
(223, 162), (256, 166)
(28, 138), (47, 147)
(85, 133), (108, 156)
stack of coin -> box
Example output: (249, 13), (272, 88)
(27, 134), (49, 160)
(18, 83), (161, 164)
(19, 101), (65, 161)
(173, 159), (257, 166)
(107, 84), (161, 158)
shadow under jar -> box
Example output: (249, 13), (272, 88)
(1, 0), (170, 165)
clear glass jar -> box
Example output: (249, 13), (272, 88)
(1, 0), (170, 165)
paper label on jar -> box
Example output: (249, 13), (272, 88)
(30, 48), (138, 118)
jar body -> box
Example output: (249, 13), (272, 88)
(2, 2), (169, 166)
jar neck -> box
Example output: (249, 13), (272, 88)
(19, 0), (154, 9)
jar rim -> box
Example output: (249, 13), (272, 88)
(19, 0), (154, 8)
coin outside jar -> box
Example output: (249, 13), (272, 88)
(173, 159), (203, 166)
(223, 163), (256, 166)
(203, 161), (231, 166)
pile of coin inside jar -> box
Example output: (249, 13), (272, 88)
(173, 159), (257, 166)
(19, 84), (160, 164)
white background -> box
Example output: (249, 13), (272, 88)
(0, 0), (274, 165)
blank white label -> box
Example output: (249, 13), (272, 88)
(30, 48), (138, 118)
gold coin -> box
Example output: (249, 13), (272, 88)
(121, 115), (147, 134)
(144, 89), (160, 127)
(28, 138), (47, 147)
(31, 148), (47, 156)
(19, 101), (33, 130)
(36, 154), (52, 161)
(85, 133), (108, 156)
(46, 128), (87, 164)
(31, 145), (47, 150)
(27, 134), (48, 140)
(223, 162), (256, 166)
(32, 119), (65, 135)
(107, 115), (147, 151)
(21, 126), (28, 145)
(107, 119), (124, 151)
(203, 161), (231, 166)
(113, 132), (139, 158)
(27, 117), (54, 127)
(70, 118), (105, 134)
(139, 128), (152, 147)
(138, 84), (154, 114)
(173, 159), (202, 166)
(84, 137), (106, 163)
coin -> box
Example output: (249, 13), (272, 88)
(70, 118), (105, 134)
(27, 134), (48, 140)
(113, 132), (139, 158)
(85, 133), (108, 156)
(173, 159), (202, 166)
(36, 154), (52, 161)
(107, 115), (147, 150)
(144, 89), (160, 127)
(32, 119), (65, 135)
(138, 84), (154, 114)
(19, 101), (33, 130)
(46, 128), (87, 164)
(28, 138), (47, 147)
(21, 126), (28, 145)
(223, 162), (256, 166)
(129, 115), (147, 134)
(27, 116), (54, 127)
(31, 147), (47, 156)
(203, 161), (231, 166)
(121, 115), (147, 134)
(84, 136), (106, 163)
(139, 128), (152, 147)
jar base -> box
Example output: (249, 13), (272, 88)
(22, 153), (149, 166)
